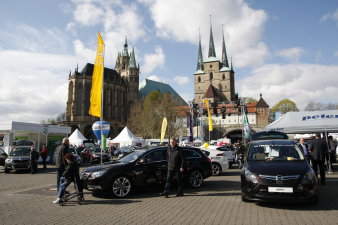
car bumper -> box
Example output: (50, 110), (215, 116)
(5, 162), (30, 170)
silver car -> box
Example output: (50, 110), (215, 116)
(4, 146), (32, 173)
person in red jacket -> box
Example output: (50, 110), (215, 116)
(40, 145), (48, 169)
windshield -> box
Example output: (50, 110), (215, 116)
(10, 148), (31, 156)
(247, 141), (304, 161)
(119, 150), (145, 163)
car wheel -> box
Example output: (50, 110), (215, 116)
(4, 168), (10, 173)
(189, 170), (203, 188)
(111, 176), (132, 198)
(241, 191), (249, 202)
(211, 163), (221, 176)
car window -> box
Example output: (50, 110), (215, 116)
(183, 149), (201, 158)
(142, 150), (166, 162)
(248, 141), (304, 161)
(10, 147), (31, 156)
(216, 146), (232, 151)
(119, 150), (145, 163)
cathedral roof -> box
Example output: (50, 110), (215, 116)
(203, 84), (221, 99)
(139, 79), (188, 106)
(79, 63), (126, 84)
(256, 93), (269, 108)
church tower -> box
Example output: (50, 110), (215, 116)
(194, 22), (235, 105)
(115, 37), (140, 107)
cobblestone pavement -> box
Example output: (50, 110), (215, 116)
(1, 164), (338, 225)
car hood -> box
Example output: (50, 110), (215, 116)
(8, 156), (30, 160)
(83, 161), (127, 173)
(246, 161), (309, 176)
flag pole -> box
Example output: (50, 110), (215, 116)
(100, 39), (105, 165)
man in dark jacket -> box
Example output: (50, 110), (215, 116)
(309, 133), (328, 185)
(55, 138), (69, 191)
(160, 138), (185, 198)
(30, 145), (39, 174)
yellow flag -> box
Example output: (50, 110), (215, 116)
(160, 117), (168, 143)
(203, 99), (213, 131)
(89, 32), (105, 118)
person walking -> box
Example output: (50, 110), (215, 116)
(160, 138), (185, 198)
(309, 133), (328, 185)
(30, 145), (39, 174)
(53, 153), (82, 204)
(55, 138), (69, 191)
(40, 144), (48, 169)
(299, 138), (312, 165)
(328, 136), (337, 171)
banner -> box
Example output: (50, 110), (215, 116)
(160, 117), (168, 143)
(89, 32), (105, 118)
(242, 108), (252, 141)
(203, 99), (213, 131)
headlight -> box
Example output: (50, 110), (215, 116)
(245, 169), (258, 184)
(91, 171), (106, 178)
(302, 169), (316, 183)
(5, 158), (12, 163)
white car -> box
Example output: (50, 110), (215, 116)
(200, 147), (229, 175)
(207, 145), (236, 169)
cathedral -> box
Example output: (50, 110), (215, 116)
(64, 38), (139, 138)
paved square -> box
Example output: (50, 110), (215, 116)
(1, 164), (338, 225)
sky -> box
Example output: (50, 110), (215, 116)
(1, 0), (338, 123)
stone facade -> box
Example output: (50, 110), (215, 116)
(64, 40), (139, 138)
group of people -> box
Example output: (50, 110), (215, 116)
(298, 133), (337, 185)
(29, 144), (49, 174)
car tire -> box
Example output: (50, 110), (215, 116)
(111, 176), (132, 198)
(241, 191), (249, 202)
(4, 168), (10, 173)
(188, 170), (203, 188)
(211, 163), (221, 176)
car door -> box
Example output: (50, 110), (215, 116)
(133, 149), (167, 185)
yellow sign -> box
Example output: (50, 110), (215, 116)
(89, 32), (105, 118)
(160, 117), (168, 143)
(203, 99), (213, 131)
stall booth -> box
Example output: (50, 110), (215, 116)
(0, 121), (71, 154)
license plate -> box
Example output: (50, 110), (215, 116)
(268, 187), (293, 193)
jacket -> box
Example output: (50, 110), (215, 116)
(166, 145), (185, 171)
(30, 150), (39, 161)
(55, 144), (69, 170)
(62, 161), (80, 182)
(309, 138), (328, 161)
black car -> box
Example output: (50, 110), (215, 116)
(81, 146), (212, 198)
(0, 147), (8, 167)
(4, 146), (32, 173)
(241, 132), (318, 203)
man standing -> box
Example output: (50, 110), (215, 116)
(299, 138), (311, 165)
(309, 133), (328, 185)
(328, 136), (337, 170)
(40, 144), (48, 169)
(160, 138), (185, 198)
(55, 138), (69, 191)
(30, 145), (39, 174)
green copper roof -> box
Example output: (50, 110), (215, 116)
(129, 46), (137, 68)
(208, 18), (216, 58)
(196, 32), (204, 72)
(221, 26), (229, 68)
(139, 79), (188, 106)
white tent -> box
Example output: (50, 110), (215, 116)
(68, 129), (87, 146)
(264, 110), (338, 134)
(111, 127), (140, 147)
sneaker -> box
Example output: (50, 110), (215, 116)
(53, 198), (60, 204)
(159, 192), (169, 198)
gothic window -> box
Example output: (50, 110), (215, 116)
(209, 72), (213, 80)
(198, 76), (201, 83)
(222, 74), (225, 80)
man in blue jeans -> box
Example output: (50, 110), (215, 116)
(55, 138), (69, 191)
(160, 138), (185, 198)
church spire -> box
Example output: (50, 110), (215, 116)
(230, 57), (234, 72)
(221, 25), (229, 68)
(123, 36), (128, 56)
(208, 15), (216, 58)
(129, 46), (137, 68)
(196, 29), (204, 72)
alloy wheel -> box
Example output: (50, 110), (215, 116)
(189, 170), (203, 188)
(211, 163), (221, 176)
(112, 176), (132, 197)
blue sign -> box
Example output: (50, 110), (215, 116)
(302, 114), (338, 121)
(92, 121), (110, 140)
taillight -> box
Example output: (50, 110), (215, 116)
(205, 157), (211, 162)
(216, 153), (225, 156)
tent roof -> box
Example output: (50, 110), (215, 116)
(112, 127), (140, 143)
(68, 129), (87, 146)
(264, 110), (338, 134)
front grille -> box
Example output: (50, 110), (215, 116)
(260, 175), (300, 186)
(13, 160), (29, 163)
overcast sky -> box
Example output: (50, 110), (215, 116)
(1, 0), (338, 122)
